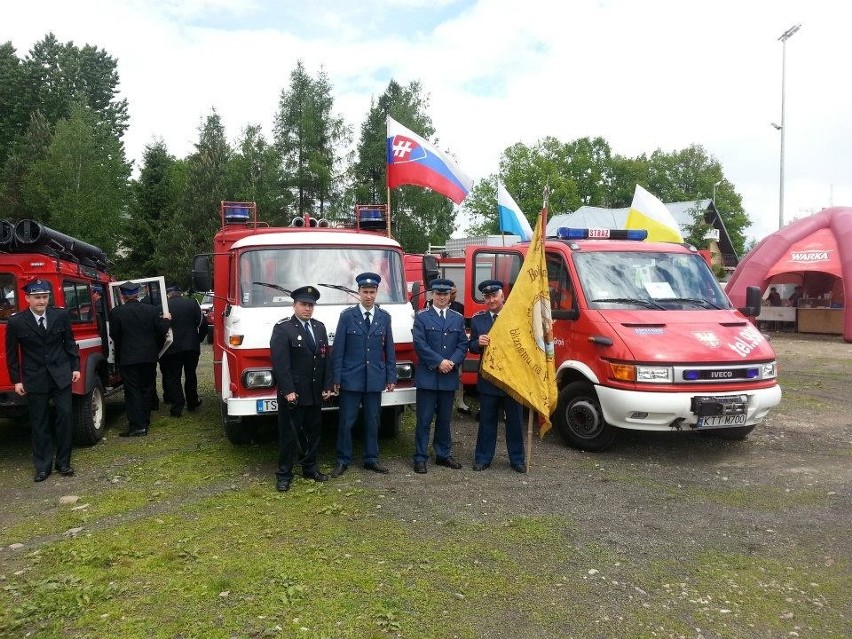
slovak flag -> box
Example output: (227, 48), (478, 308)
(386, 116), (473, 205)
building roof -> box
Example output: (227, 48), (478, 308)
(546, 199), (711, 236)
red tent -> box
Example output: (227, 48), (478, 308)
(727, 206), (852, 342)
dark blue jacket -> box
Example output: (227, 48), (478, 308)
(5, 306), (79, 392)
(413, 306), (468, 391)
(271, 315), (332, 405)
(331, 305), (396, 393)
(468, 310), (506, 396)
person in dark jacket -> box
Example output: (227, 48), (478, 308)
(412, 278), (469, 474)
(468, 280), (525, 473)
(330, 272), (396, 477)
(160, 287), (205, 417)
(109, 281), (170, 437)
(270, 286), (333, 492)
(5, 278), (80, 481)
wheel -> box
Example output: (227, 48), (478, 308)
(72, 379), (106, 445)
(708, 425), (756, 440)
(221, 400), (256, 444)
(379, 406), (402, 438)
(554, 381), (616, 451)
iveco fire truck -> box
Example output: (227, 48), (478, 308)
(192, 202), (417, 444)
(449, 227), (781, 451)
(0, 219), (169, 444)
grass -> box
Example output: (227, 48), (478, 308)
(1, 349), (850, 638)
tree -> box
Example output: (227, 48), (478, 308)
(0, 42), (26, 168)
(274, 61), (349, 220)
(351, 80), (456, 253)
(21, 103), (130, 255)
(228, 125), (287, 226)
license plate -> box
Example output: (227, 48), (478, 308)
(697, 414), (747, 429)
(257, 399), (278, 413)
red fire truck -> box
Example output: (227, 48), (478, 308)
(191, 202), (417, 444)
(438, 227), (781, 451)
(0, 219), (169, 444)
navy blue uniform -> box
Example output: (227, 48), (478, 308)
(160, 295), (204, 415)
(5, 307), (80, 475)
(271, 315), (332, 481)
(331, 305), (396, 466)
(412, 306), (468, 462)
(469, 310), (525, 467)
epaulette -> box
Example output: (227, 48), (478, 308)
(447, 308), (463, 317)
(275, 315), (293, 325)
(472, 309), (487, 316)
(416, 308), (431, 314)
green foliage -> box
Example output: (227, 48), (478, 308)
(228, 124), (287, 226)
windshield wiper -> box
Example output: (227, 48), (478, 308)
(318, 282), (360, 299)
(591, 297), (666, 310)
(251, 281), (291, 295)
(657, 297), (722, 309)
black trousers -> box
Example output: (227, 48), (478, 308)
(160, 351), (200, 412)
(277, 401), (322, 480)
(28, 378), (73, 473)
(121, 362), (157, 431)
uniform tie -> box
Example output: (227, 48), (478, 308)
(304, 321), (316, 351)
(39, 316), (46, 332)
(492, 313), (498, 321)
(364, 311), (371, 329)
(439, 309), (445, 320)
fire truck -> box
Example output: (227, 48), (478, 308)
(191, 202), (417, 445)
(437, 227), (781, 451)
(0, 219), (169, 445)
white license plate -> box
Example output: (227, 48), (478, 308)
(697, 414), (747, 428)
(257, 399), (278, 413)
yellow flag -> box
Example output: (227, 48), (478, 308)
(625, 184), (684, 243)
(480, 214), (558, 435)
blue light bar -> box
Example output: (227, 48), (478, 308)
(556, 228), (648, 241)
(224, 206), (250, 224)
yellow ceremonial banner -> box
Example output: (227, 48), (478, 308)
(480, 214), (558, 435)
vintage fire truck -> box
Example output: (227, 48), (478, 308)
(437, 227), (781, 451)
(0, 219), (169, 445)
(192, 202), (417, 445)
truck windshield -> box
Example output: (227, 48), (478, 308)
(237, 247), (406, 307)
(574, 251), (731, 311)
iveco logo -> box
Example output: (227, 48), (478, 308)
(711, 371), (734, 378)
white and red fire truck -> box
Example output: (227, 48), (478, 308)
(0, 219), (169, 445)
(192, 202), (417, 444)
(430, 227), (781, 451)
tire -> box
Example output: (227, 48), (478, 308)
(554, 381), (617, 451)
(708, 425), (756, 440)
(72, 379), (106, 445)
(379, 405), (403, 438)
(221, 400), (256, 445)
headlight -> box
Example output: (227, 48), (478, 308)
(243, 369), (274, 389)
(608, 362), (673, 383)
(761, 362), (777, 379)
(396, 362), (414, 380)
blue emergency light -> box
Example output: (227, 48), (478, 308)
(223, 204), (250, 224)
(556, 228), (648, 241)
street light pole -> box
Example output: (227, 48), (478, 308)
(712, 180), (722, 206)
(778, 24), (801, 230)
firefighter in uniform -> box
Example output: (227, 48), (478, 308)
(412, 278), (469, 473)
(270, 286), (333, 492)
(468, 279), (526, 473)
(5, 278), (80, 481)
(330, 272), (396, 477)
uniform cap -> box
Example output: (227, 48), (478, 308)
(356, 272), (381, 288)
(119, 281), (141, 296)
(91, 284), (104, 294)
(22, 278), (51, 294)
(478, 279), (503, 294)
(291, 285), (320, 303)
(430, 278), (454, 292)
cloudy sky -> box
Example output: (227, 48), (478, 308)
(3, 0), (850, 242)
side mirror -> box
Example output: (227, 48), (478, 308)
(422, 254), (439, 289)
(410, 281), (421, 311)
(738, 285), (762, 317)
(552, 308), (579, 321)
(192, 254), (212, 293)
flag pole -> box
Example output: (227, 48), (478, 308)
(387, 185), (392, 238)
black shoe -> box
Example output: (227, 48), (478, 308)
(456, 406), (472, 415)
(510, 462), (527, 474)
(57, 466), (75, 477)
(34, 471), (50, 482)
(304, 471), (329, 482)
(276, 478), (291, 492)
(472, 462), (490, 471)
(119, 428), (148, 437)
(330, 463), (348, 478)
(435, 456), (462, 469)
(363, 461), (389, 474)
(187, 399), (202, 412)
(413, 460), (427, 474)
